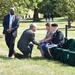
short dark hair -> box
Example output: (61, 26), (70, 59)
(45, 22), (50, 27)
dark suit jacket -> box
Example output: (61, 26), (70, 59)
(51, 29), (65, 47)
(3, 14), (19, 37)
(17, 29), (39, 52)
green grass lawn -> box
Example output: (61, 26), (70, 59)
(0, 21), (75, 75)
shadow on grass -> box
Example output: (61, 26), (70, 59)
(0, 55), (72, 67)
(32, 56), (58, 61)
(0, 55), (12, 60)
(31, 56), (46, 60)
(47, 59), (72, 67)
(32, 56), (71, 67)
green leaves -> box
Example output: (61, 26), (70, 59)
(0, 0), (43, 20)
(0, 0), (75, 22)
(56, 0), (75, 21)
(38, 0), (57, 14)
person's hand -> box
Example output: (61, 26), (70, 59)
(44, 39), (47, 42)
(37, 43), (41, 49)
(7, 29), (12, 33)
(39, 40), (44, 42)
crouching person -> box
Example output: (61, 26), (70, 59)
(17, 23), (39, 58)
(40, 23), (65, 59)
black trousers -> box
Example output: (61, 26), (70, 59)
(15, 44), (34, 59)
(5, 33), (16, 57)
(20, 44), (33, 56)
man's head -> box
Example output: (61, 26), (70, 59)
(45, 22), (50, 31)
(50, 23), (58, 32)
(9, 8), (15, 15)
(30, 23), (37, 32)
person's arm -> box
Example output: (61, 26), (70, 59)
(30, 33), (39, 45)
(44, 32), (53, 42)
(52, 31), (64, 46)
(44, 37), (52, 42)
(11, 16), (19, 32)
(3, 16), (7, 34)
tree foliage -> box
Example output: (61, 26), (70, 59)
(56, 0), (75, 27)
(38, 0), (57, 14)
(0, 0), (29, 19)
(0, 0), (43, 21)
(56, 0), (75, 21)
(0, 0), (75, 23)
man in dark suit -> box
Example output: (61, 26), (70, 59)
(51, 14), (54, 21)
(3, 8), (19, 58)
(40, 23), (64, 59)
(17, 23), (39, 58)
(48, 13), (50, 21)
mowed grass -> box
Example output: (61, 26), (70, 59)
(0, 21), (75, 75)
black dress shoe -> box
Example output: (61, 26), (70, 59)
(15, 53), (31, 59)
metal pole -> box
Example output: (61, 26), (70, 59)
(65, 25), (68, 38)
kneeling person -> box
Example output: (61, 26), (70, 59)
(17, 23), (39, 58)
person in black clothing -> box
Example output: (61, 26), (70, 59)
(39, 23), (64, 59)
(48, 13), (50, 21)
(44, 13), (48, 21)
(17, 23), (39, 58)
(51, 14), (54, 21)
(3, 8), (19, 58)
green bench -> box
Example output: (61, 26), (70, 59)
(54, 39), (75, 66)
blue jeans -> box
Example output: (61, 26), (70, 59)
(42, 44), (57, 59)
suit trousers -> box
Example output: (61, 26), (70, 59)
(5, 32), (16, 57)
(20, 44), (33, 56)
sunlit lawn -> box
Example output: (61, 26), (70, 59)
(0, 20), (75, 75)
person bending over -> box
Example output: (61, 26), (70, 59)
(17, 23), (39, 58)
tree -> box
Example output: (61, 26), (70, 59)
(0, 0), (11, 20)
(0, 0), (29, 20)
(38, 0), (75, 27)
(56, 0), (75, 27)
(38, 0), (57, 14)
(15, 0), (43, 21)
(25, 0), (43, 22)
(0, 0), (43, 21)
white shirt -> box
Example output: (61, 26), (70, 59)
(9, 15), (15, 29)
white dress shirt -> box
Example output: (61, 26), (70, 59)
(9, 15), (15, 29)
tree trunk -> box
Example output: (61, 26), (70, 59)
(33, 8), (40, 22)
(68, 20), (71, 28)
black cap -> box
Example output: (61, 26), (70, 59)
(51, 23), (58, 27)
